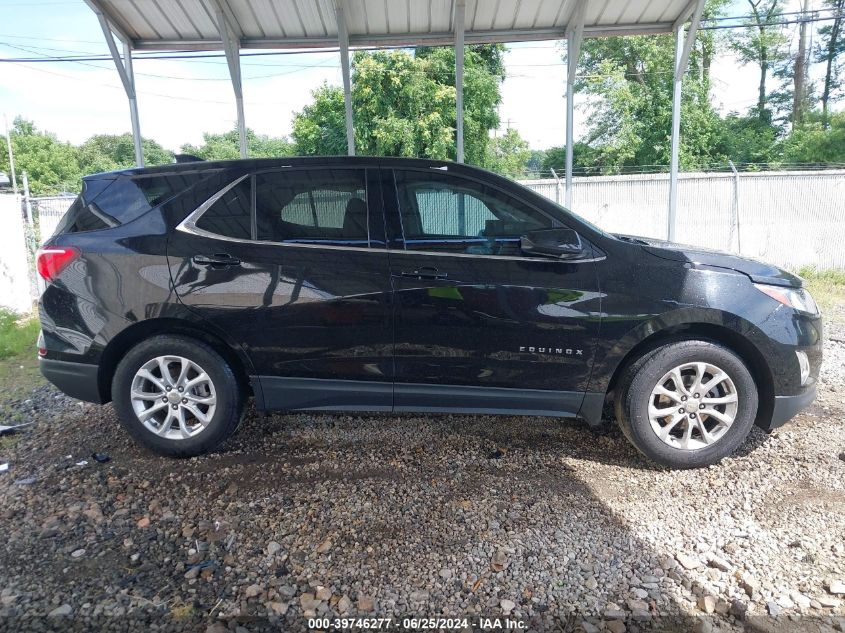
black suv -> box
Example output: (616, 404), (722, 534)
(37, 157), (822, 468)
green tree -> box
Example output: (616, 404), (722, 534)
(77, 134), (173, 174)
(574, 28), (727, 173)
(727, 0), (788, 122)
(181, 128), (293, 160)
(815, 0), (845, 125)
(290, 84), (349, 156)
(291, 46), (503, 167)
(0, 117), (81, 195)
(782, 111), (845, 163)
(485, 128), (531, 178)
(716, 114), (781, 166)
(540, 144), (603, 176)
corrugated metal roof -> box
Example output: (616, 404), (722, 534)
(86, 0), (697, 50)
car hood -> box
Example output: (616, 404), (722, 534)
(614, 235), (802, 288)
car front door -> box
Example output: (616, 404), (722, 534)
(385, 167), (602, 417)
(167, 164), (394, 412)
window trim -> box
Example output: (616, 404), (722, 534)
(177, 170), (378, 251)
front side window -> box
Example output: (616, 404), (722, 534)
(255, 169), (368, 244)
(393, 170), (552, 255)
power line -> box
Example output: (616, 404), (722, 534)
(0, 41), (340, 80)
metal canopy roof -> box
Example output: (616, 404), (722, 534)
(87, 0), (699, 50)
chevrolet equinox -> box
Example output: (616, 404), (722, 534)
(36, 157), (822, 468)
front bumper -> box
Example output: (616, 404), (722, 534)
(761, 383), (818, 431)
(39, 357), (103, 404)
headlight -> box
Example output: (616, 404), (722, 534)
(754, 283), (820, 315)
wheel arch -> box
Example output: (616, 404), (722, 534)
(97, 317), (254, 404)
(593, 320), (775, 430)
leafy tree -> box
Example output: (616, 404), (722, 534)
(540, 144), (603, 176)
(291, 46), (503, 167)
(485, 128), (530, 178)
(0, 117), (81, 195)
(573, 29), (727, 173)
(181, 128), (294, 160)
(815, 0), (845, 125)
(77, 134), (173, 174)
(290, 85), (349, 156)
(715, 114), (781, 166)
(782, 111), (845, 163)
(349, 49), (457, 159)
(411, 45), (504, 165)
(727, 0), (787, 122)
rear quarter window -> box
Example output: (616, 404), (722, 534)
(53, 171), (208, 236)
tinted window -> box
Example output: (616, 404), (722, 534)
(53, 172), (206, 236)
(394, 170), (551, 255)
(93, 173), (201, 225)
(195, 179), (252, 240)
(52, 178), (116, 236)
(255, 169), (368, 243)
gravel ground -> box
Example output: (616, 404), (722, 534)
(1, 312), (844, 632)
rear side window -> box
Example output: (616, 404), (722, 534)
(194, 179), (252, 240)
(54, 172), (205, 236)
(255, 169), (367, 243)
(189, 169), (370, 245)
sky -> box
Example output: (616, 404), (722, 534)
(0, 0), (835, 153)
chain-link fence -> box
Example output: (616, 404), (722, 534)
(29, 195), (76, 244)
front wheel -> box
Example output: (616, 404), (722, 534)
(112, 335), (244, 457)
(615, 340), (758, 469)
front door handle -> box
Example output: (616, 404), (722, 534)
(400, 266), (447, 280)
(192, 254), (241, 267)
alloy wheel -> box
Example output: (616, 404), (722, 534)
(647, 361), (739, 451)
(130, 355), (217, 440)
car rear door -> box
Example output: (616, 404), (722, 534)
(384, 166), (602, 417)
(167, 163), (394, 412)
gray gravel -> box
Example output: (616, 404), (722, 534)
(1, 324), (844, 632)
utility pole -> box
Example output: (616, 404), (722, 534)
(22, 172), (33, 226)
(4, 114), (18, 195)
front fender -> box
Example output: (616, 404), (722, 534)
(587, 306), (776, 397)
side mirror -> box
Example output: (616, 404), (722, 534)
(520, 228), (584, 259)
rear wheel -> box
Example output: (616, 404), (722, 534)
(615, 340), (758, 468)
(112, 335), (243, 457)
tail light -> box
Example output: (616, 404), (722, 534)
(36, 247), (79, 282)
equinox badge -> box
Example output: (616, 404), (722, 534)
(520, 346), (583, 356)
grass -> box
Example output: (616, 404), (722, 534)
(0, 309), (40, 361)
(798, 267), (845, 314)
(0, 308), (44, 407)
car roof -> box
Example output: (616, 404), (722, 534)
(84, 156), (493, 180)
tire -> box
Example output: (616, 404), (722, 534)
(614, 339), (758, 469)
(112, 335), (244, 457)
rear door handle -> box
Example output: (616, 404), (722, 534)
(399, 266), (447, 280)
(192, 254), (241, 267)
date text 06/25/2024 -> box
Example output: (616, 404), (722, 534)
(307, 617), (527, 630)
